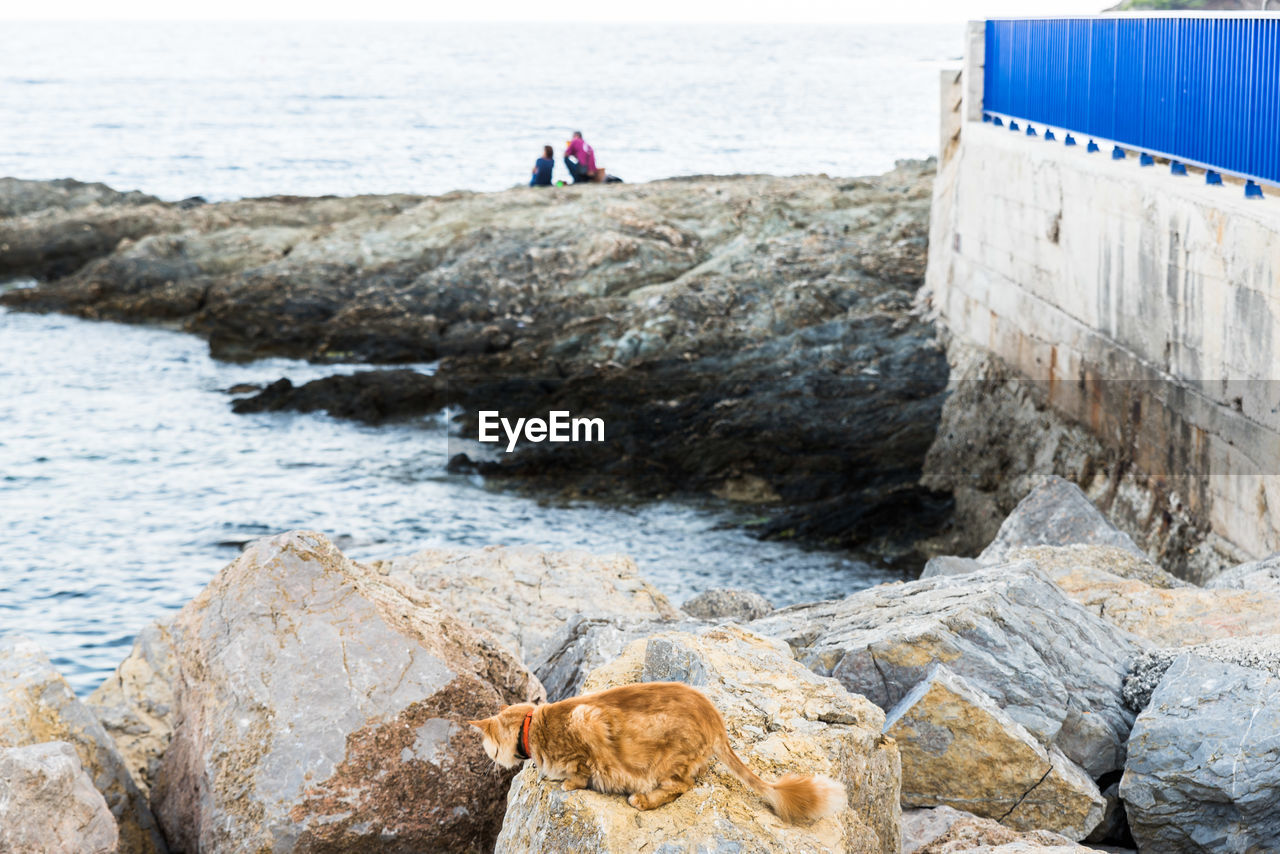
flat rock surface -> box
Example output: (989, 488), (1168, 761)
(496, 625), (902, 854)
(1205, 552), (1280, 593)
(1121, 653), (1280, 853)
(751, 565), (1142, 777)
(885, 665), (1103, 840)
(150, 530), (543, 854)
(0, 636), (166, 854)
(372, 545), (679, 666)
(0, 741), (119, 854)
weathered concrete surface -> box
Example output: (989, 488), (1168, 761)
(150, 530), (544, 854)
(1205, 552), (1280, 593)
(370, 545), (680, 665)
(903, 805), (1103, 854)
(1122, 635), (1280, 712)
(977, 477), (1144, 565)
(885, 665), (1103, 840)
(0, 636), (166, 854)
(925, 83), (1280, 576)
(751, 566), (1142, 777)
(682, 587), (775, 621)
(0, 741), (119, 854)
(1121, 653), (1280, 852)
(86, 623), (179, 799)
(496, 626), (902, 854)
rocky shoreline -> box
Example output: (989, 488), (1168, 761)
(5, 480), (1280, 852)
(0, 166), (951, 564)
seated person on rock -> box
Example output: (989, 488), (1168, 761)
(564, 131), (598, 183)
(530, 145), (555, 187)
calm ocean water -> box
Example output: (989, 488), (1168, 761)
(1, 21), (957, 694)
(3, 21), (960, 199)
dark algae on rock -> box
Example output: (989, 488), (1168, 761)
(2, 163), (951, 564)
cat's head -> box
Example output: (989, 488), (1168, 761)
(468, 703), (535, 769)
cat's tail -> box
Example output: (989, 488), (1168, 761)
(714, 737), (847, 823)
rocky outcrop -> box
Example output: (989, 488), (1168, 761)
(682, 587), (775, 621)
(751, 565), (1143, 777)
(0, 637), (166, 854)
(976, 476), (1144, 564)
(884, 666), (1103, 840)
(150, 530), (543, 854)
(902, 806), (1103, 854)
(1122, 635), (1280, 711)
(86, 623), (179, 798)
(0, 742), (119, 854)
(496, 625), (902, 854)
(1121, 653), (1280, 852)
(371, 545), (680, 665)
(1001, 543), (1186, 588)
(1205, 552), (1280, 593)
(2, 166), (954, 561)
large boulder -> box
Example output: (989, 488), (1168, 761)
(884, 665), (1103, 840)
(1123, 634), (1280, 711)
(903, 806), (1101, 854)
(752, 566), (1143, 776)
(496, 625), (903, 854)
(151, 531), (544, 854)
(978, 476), (1144, 564)
(0, 742), (119, 854)
(1121, 653), (1280, 852)
(0, 637), (166, 854)
(86, 623), (180, 798)
(1205, 552), (1280, 594)
(372, 545), (680, 664)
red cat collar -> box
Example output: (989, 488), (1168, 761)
(516, 709), (533, 761)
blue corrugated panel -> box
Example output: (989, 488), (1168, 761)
(982, 15), (1280, 187)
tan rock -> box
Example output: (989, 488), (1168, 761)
(496, 625), (902, 854)
(907, 805), (1100, 853)
(372, 545), (680, 663)
(0, 742), (119, 854)
(0, 637), (166, 854)
(885, 665), (1104, 841)
(1014, 544), (1280, 646)
(151, 530), (543, 854)
(85, 623), (178, 798)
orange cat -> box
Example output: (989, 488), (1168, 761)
(468, 681), (846, 823)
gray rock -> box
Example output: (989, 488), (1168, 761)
(1084, 781), (1130, 847)
(85, 623), (180, 798)
(752, 565), (1144, 776)
(373, 545), (680, 666)
(978, 476), (1144, 564)
(681, 587), (774, 621)
(533, 615), (707, 701)
(920, 555), (984, 578)
(1121, 653), (1280, 852)
(1205, 552), (1280, 593)
(151, 530), (544, 854)
(1123, 635), (1280, 711)
(900, 805), (1101, 853)
(0, 742), (119, 854)
(0, 636), (166, 854)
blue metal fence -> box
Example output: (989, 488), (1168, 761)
(983, 15), (1280, 188)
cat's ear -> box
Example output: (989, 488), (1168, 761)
(467, 718), (492, 734)
(499, 705), (509, 712)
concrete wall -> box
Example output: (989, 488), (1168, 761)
(926, 24), (1280, 563)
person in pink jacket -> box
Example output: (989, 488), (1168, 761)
(564, 131), (597, 183)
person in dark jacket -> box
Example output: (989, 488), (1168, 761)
(530, 145), (555, 186)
